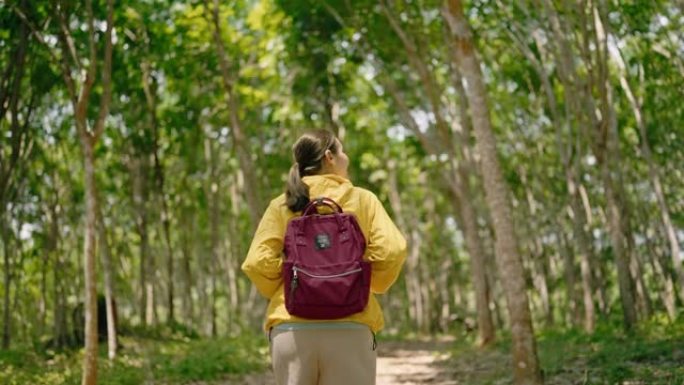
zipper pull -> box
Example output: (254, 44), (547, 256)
(291, 267), (299, 294)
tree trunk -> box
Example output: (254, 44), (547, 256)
(386, 159), (422, 330)
(133, 156), (152, 326)
(226, 172), (242, 333)
(568, 175), (596, 332)
(510, 20), (597, 332)
(380, 62), (495, 344)
(590, 5), (639, 330)
(0, 1), (31, 349)
(79, 137), (99, 385)
(53, 252), (69, 348)
(642, 220), (677, 319)
(47, 199), (70, 348)
(557, 227), (582, 327)
(141, 58), (176, 324)
(438, 255), (453, 333)
(206, 0), (264, 227)
(55, 0), (115, 381)
(209, 177), (220, 337)
(1, 215), (11, 349)
(444, 1), (543, 383)
(627, 223), (651, 319)
(180, 205), (195, 326)
(611, 46), (684, 305)
(40, 240), (48, 337)
(448, 174), (496, 345)
(532, 239), (553, 327)
(97, 209), (117, 359)
(449, 56), (496, 346)
(603, 170), (638, 329)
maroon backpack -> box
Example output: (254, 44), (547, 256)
(283, 197), (370, 319)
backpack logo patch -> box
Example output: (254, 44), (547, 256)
(314, 233), (331, 250)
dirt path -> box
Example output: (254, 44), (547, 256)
(375, 339), (457, 385)
(233, 338), (457, 385)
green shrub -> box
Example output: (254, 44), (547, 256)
(1, 332), (268, 385)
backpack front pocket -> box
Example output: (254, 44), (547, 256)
(284, 260), (371, 319)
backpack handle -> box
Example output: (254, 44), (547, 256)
(302, 197), (343, 216)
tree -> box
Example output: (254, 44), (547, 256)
(15, 0), (116, 381)
(444, 1), (543, 383)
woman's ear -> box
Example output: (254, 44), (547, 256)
(324, 149), (334, 163)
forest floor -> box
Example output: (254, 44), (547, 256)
(228, 325), (684, 385)
(3, 319), (684, 384)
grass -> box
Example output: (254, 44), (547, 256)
(0, 324), (269, 385)
(447, 316), (684, 384)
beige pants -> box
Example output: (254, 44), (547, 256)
(270, 328), (377, 385)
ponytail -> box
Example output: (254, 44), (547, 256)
(285, 129), (337, 212)
(286, 162), (310, 212)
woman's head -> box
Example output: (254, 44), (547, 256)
(286, 130), (349, 211)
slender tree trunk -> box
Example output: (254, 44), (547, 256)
(642, 220), (677, 319)
(444, 2), (543, 383)
(133, 157), (152, 326)
(0, 2), (31, 349)
(611, 47), (684, 305)
(510, 21), (597, 332)
(180, 205), (195, 326)
(449, 57), (496, 345)
(386, 160), (422, 330)
(449, 175), (496, 345)
(557, 228), (582, 327)
(206, 0), (264, 227)
(97, 209), (117, 359)
(79, 137), (99, 385)
(567, 174), (596, 332)
(209, 179), (220, 337)
(438, 255), (453, 333)
(141, 58), (176, 324)
(12, 237), (26, 342)
(590, 2), (640, 330)
(56, 0), (115, 381)
(226, 173), (242, 332)
(405, 227), (423, 331)
(53, 254), (69, 347)
(197, 240), (209, 335)
(40, 241), (48, 336)
(48, 198), (69, 348)
(1, 215), (11, 349)
(603, 169), (638, 328)
(532, 239), (553, 327)
(627, 226), (652, 318)
(380, 63), (496, 344)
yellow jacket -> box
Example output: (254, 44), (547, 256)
(242, 174), (407, 332)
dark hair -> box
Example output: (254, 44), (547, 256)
(286, 130), (339, 212)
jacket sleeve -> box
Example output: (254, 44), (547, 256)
(364, 193), (407, 294)
(241, 200), (286, 299)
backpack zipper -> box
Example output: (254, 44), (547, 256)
(290, 266), (362, 296)
(292, 265), (363, 279)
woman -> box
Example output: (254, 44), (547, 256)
(242, 129), (407, 385)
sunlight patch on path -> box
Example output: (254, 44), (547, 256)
(376, 339), (457, 385)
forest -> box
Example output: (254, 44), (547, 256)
(1, 0), (683, 384)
